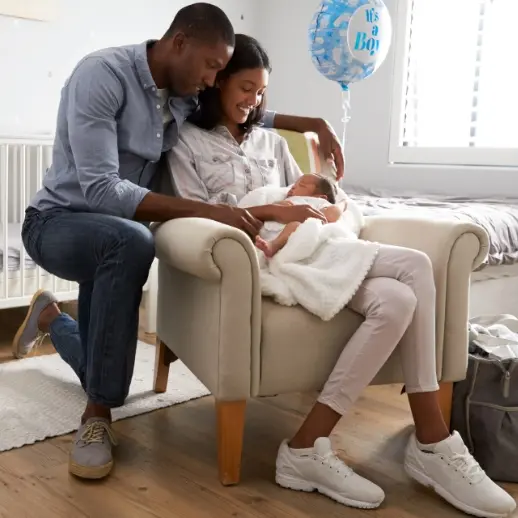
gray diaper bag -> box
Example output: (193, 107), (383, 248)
(451, 345), (518, 482)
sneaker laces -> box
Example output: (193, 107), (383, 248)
(80, 421), (118, 447)
(33, 331), (49, 350)
(447, 448), (485, 483)
(320, 449), (354, 477)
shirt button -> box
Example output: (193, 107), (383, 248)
(157, 133), (161, 138)
(156, 104), (161, 110)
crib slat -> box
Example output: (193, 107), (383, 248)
(20, 145), (27, 297)
(11, 149), (18, 223)
(1, 145), (9, 298)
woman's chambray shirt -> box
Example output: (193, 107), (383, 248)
(166, 122), (303, 205)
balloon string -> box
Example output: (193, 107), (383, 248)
(341, 88), (351, 150)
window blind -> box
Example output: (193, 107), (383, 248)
(390, 0), (518, 166)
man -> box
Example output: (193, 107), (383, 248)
(13, 2), (344, 480)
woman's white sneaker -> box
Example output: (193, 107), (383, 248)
(275, 437), (385, 509)
(405, 431), (516, 517)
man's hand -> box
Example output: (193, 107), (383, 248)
(272, 204), (327, 224)
(208, 204), (263, 239)
(314, 118), (344, 181)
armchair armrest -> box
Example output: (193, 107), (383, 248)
(153, 218), (259, 281)
(360, 216), (489, 271)
(153, 218), (262, 400)
(361, 215), (489, 382)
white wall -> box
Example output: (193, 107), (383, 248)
(4, 0), (516, 197)
(256, 0), (518, 198)
(0, 0), (256, 136)
(255, 0), (344, 138)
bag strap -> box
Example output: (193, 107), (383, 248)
(465, 359), (480, 454)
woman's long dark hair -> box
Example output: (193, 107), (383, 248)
(188, 34), (272, 135)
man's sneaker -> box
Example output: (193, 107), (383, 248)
(12, 289), (57, 359)
(405, 431), (516, 517)
(275, 437), (385, 509)
(69, 418), (117, 479)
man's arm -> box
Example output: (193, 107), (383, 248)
(68, 57), (151, 219)
(262, 110), (344, 180)
(67, 58), (233, 223)
(134, 191), (212, 222)
(167, 134), (308, 223)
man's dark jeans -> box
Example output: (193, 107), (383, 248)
(22, 208), (155, 407)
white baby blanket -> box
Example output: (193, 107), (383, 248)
(238, 185), (380, 321)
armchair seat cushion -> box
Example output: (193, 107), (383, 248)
(259, 299), (405, 396)
(259, 299), (363, 396)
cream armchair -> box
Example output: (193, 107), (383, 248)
(152, 211), (489, 486)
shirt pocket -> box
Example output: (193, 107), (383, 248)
(197, 154), (236, 195)
(255, 158), (281, 187)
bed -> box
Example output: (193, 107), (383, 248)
(345, 187), (518, 318)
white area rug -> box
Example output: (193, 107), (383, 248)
(0, 341), (210, 452)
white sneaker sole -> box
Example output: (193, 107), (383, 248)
(275, 472), (383, 509)
(405, 461), (511, 518)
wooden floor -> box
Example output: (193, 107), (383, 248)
(0, 306), (516, 518)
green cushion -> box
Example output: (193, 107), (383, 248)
(275, 129), (312, 174)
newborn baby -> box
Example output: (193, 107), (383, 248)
(255, 174), (345, 257)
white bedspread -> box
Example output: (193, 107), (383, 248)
(238, 186), (380, 321)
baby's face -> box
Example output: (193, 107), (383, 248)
(287, 175), (320, 198)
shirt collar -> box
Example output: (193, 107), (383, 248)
(135, 40), (199, 111)
(135, 40), (158, 91)
(213, 124), (254, 145)
(173, 95), (199, 113)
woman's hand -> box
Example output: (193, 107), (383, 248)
(313, 118), (344, 181)
(272, 114), (344, 180)
(272, 204), (327, 224)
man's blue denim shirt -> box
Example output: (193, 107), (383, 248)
(30, 41), (276, 219)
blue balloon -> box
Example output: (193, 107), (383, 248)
(309, 0), (393, 90)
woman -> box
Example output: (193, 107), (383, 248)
(167, 34), (515, 517)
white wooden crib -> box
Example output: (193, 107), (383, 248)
(0, 135), (158, 333)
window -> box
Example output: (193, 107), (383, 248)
(389, 0), (518, 167)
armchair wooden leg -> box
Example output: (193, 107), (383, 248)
(153, 338), (178, 393)
(438, 382), (453, 431)
(216, 400), (247, 486)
